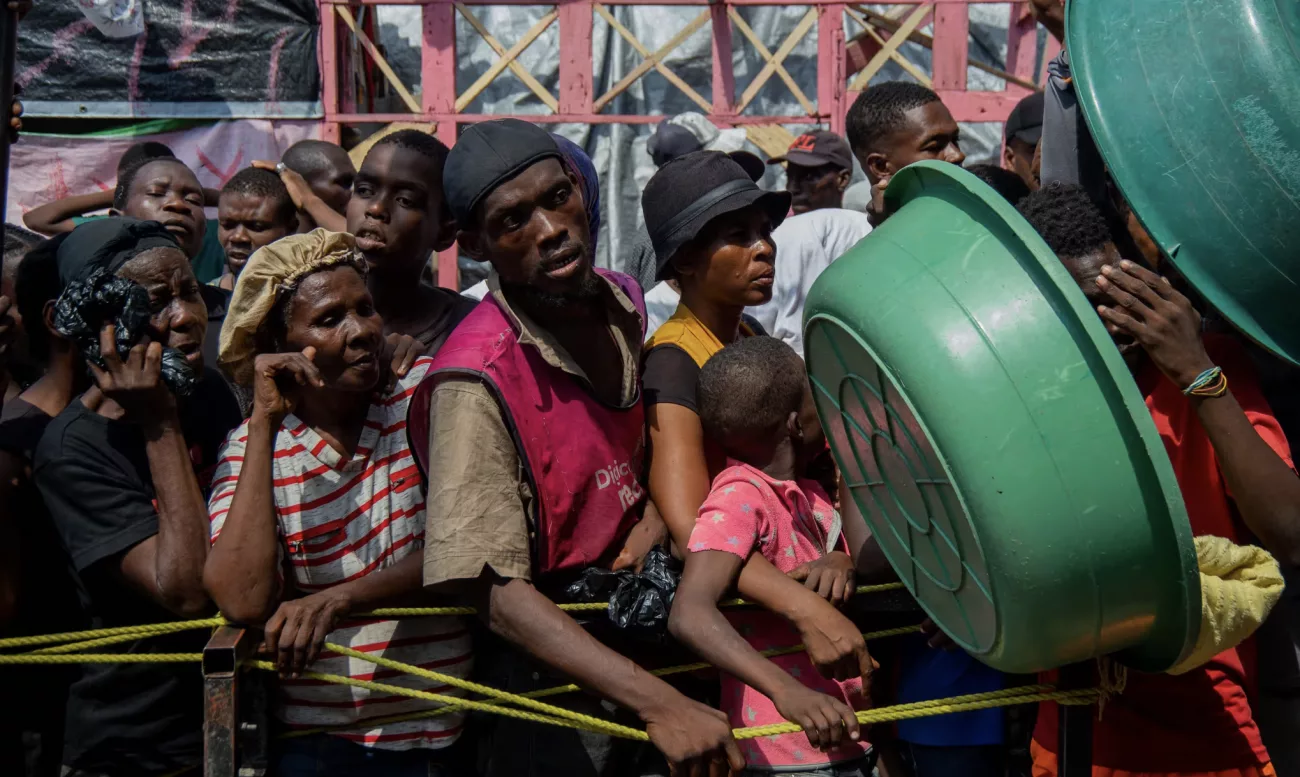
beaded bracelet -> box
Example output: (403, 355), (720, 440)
(1183, 366), (1228, 398)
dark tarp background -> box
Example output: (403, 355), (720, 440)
(17, 0), (321, 118)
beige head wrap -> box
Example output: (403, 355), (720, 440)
(218, 229), (362, 386)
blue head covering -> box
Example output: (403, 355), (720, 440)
(551, 134), (601, 250)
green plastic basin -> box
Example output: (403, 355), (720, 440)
(1069, 0), (1300, 365)
(803, 162), (1200, 674)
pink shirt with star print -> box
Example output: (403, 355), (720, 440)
(688, 462), (871, 769)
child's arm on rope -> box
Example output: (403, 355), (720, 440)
(475, 572), (746, 776)
(670, 548), (862, 751)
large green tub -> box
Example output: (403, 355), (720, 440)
(803, 162), (1200, 674)
(1069, 0), (1300, 365)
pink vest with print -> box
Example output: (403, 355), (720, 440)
(410, 269), (647, 583)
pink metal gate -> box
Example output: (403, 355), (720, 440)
(317, 0), (1057, 285)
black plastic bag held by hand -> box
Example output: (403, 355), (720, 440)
(566, 545), (682, 640)
(52, 268), (199, 397)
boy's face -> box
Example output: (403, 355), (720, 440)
(121, 159), (207, 260)
(1060, 241), (1143, 366)
(346, 144), (452, 277)
(217, 192), (293, 277)
(463, 158), (597, 301)
(857, 101), (966, 183)
(676, 206), (776, 308)
(786, 163), (848, 214)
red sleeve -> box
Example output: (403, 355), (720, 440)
(1207, 335), (1294, 468)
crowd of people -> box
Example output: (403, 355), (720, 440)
(0, 14), (1296, 777)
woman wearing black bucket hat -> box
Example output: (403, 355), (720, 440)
(642, 150), (788, 543)
(643, 151), (878, 773)
(642, 149), (872, 704)
(643, 151), (789, 554)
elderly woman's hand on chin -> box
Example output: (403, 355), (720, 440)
(251, 348), (325, 422)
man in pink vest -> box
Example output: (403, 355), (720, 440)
(414, 119), (743, 777)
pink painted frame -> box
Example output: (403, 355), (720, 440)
(320, 0), (1052, 287)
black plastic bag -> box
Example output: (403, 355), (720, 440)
(566, 546), (682, 640)
(53, 268), (199, 398)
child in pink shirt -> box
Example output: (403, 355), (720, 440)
(668, 336), (875, 776)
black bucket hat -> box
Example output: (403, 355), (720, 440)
(642, 150), (790, 281)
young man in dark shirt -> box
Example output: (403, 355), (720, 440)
(23, 144), (229, 284)
(32, 219), (240, 777)
(0, 233), (84, 777)
(346, 130), (474, 353)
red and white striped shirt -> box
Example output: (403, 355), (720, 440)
(208, 357), (471, 750)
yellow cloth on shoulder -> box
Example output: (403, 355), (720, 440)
(1168, 535), (1285, 675)
(644, 302), (756, 367)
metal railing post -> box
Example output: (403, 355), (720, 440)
(203, 626), (263, 777)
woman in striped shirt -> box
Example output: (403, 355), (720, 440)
(203, 230), (472, 777)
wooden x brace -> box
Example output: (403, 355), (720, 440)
(456, 3), (559, 112)
(848, 3), (933, 91)
(593, 5), (712, 114)
(456, 8), (559, 112)
(335, 6), (421, 114)
(732, 7), (817, 115)
(844, 5), (932, 87)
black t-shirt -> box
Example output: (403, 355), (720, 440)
(0, 397), (82, 637)
(32, 369), (240, 776)
(642, 316), (768, 412)
(408, 286), (478, 354)
(0, 398), (81, 774)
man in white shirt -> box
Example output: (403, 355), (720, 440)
(746, 207), (871, 356)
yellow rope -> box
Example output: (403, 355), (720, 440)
(0, 617), (226, 650)
(0, 627), (1099, 742)
(246, 660), (649, 740)
(278, 624), (925, 740)
(32, 624), (224, 655)
(735, 687), (1101, 740)
(365, 582), (906, 618)
(321, 641), (646, 732)
(0, 652), (203, 664)
(248, 657), (1094, 742)
(0, 584), (908, 647)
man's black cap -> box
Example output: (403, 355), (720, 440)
(642, 151), (791, 282)
(443, 118), (561, 225)
(767, 130), (852, 170)
(647, 120), (704, 168)
(1004, 91), (1044, 146)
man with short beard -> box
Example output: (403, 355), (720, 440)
(410, 119), (744, 777)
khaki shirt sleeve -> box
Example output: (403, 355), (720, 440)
(423, 376), (534, 586)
